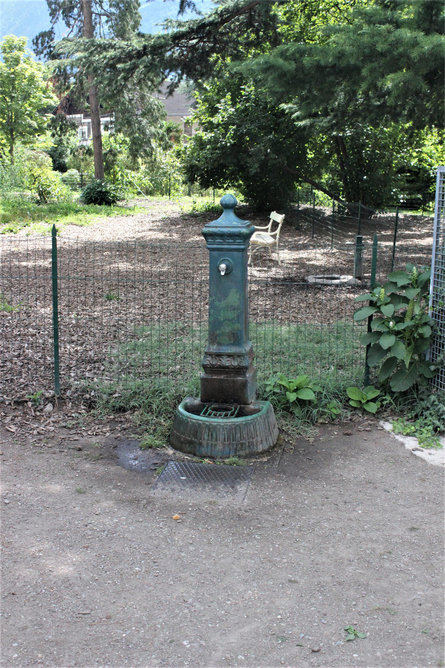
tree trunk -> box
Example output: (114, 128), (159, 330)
(82, 0), (104, 180)
(9, 128), (14, 164)
(334, 135), (356, 203)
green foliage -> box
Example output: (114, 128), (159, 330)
(242, 0), (445, 207)
(0, 151), (27, 196)
(27, 390), (44, 406)
(344, 626), (367, 641)
(61, 169), (81, 190)
(28, 167), (72, 205)
(66, 145), (94, 187)
(354, 264), (437, 392)
(0, 293), (16, 312)
(392, 391), (445, 448)
(0, 36), (58, 162)
(264, 373), (322, 416)
(0, 197), (139, 234)
(80, 179), (123, 206)
(186, 200), (222, 216)
(346, 385), (382, 414)
(183, 78), (309, 210)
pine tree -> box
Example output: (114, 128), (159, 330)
(34, 0), (157, 178)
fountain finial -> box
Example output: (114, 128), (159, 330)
(220, 194), (237, 210)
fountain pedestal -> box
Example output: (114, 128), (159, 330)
(170, 195), (278, 458)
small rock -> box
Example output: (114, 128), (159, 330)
(43, 403), (53, 414)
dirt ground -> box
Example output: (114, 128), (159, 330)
(1, 419), (444, 668)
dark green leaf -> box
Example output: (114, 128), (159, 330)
(390, 340), (406, 360)
(371, 319), (389, 332)
(347, 387), (365, 401)
(295, 388), (316, 401)
(378, 356), (398, 381)
(354, 306), (377, 321)
(390, 365), (419, 392)
(380, 303), (395, 317)
(389, 294), (409, 309)
(380, 333), (396, 350)
(360, 331), (380, 346)
(388, 270), (412, 286)
(405, 287), (420, 300)
(367, 343), (387, 367)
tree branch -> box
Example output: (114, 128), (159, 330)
(282, 163), (346, 205)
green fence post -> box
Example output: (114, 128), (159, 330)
(357, 201), (362, 236)
(354, 235), (363, 280)
(311, 191), (316, 239)
(51, 224), (60, 397)
(390, 206), (399, 272)
(364, 234), (378, 386)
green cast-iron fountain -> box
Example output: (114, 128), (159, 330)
(170, 194), (278, 458)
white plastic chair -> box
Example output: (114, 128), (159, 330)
(248, 211), (285, 265)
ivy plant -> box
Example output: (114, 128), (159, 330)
(354, 264), (437, 393)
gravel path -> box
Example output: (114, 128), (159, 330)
(1, 422), (444, 667)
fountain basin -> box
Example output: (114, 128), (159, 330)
(170, 398), (278, 458)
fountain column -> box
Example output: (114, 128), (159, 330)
(170, 194), (278, 458)
(200, 193), (256, 405)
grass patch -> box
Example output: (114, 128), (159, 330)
(0, 196), (144, 234)
(86, 319), (365, 445)
(176, 192), (242, 216)
(102, 321), (365, 386)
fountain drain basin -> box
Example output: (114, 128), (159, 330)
(170, 398), (278, 459)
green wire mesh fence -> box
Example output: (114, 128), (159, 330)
(0, 211), (433, 405)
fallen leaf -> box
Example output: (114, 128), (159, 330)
(172, 514), (181, 520)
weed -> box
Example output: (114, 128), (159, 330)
(139, 426), (169, 450)
(75, 487), (86, 494)
(0, 294), (16, 312)
(354, 264), (437, 392)
(391, 390), (444, 448)
(346, 385), (382, 414)
(27, 390), (44, 406)
(220, 456), (246, 466)
(264, 373), (321, 415)
(105, 292), (120, 301)
(344, 626), (367, 641)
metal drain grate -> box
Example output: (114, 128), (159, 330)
(200, 403), (240, 419)
(155, 460), (252, 490)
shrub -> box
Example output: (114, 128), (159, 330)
(61, 169), (81, 191)
(26, 157), (72, 204)
(80, 179), (122, 205)
(354, 264), (437, 392)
